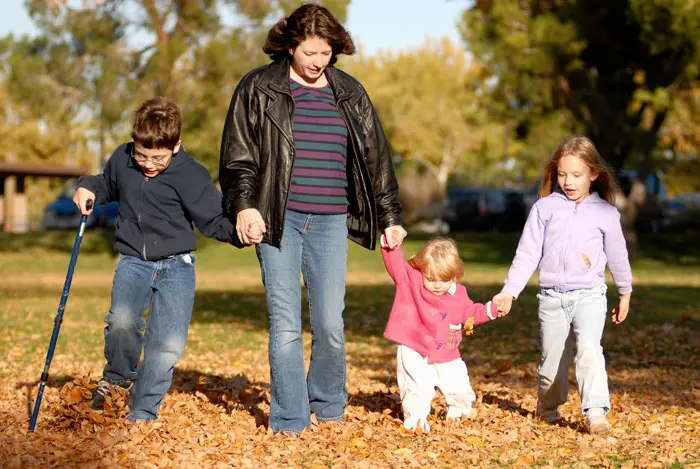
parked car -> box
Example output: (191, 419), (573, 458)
(443, 187), (508, 232)
(663, 192), (700, 233)
(42, 180), (118, 230)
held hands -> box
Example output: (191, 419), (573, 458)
(492, 292), (514, 317)
(73, 187), (96, 215)
(383, 225), (407, 249)
(612, 293), (631, 324)
(236, 208), (266, 245)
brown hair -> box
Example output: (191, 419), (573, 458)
(263, 3), (355, 64)
(131, 97), (181, 150)
(538, 136), (618, 204)
(408, 238), (464, 281)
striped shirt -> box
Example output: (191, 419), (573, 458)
(288, 80), (349, 214)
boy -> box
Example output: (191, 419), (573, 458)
(73, 97), (259, 422)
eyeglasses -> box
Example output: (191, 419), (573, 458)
(131, 149), (171, 165)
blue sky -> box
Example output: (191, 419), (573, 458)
(2, 0), (465, 55)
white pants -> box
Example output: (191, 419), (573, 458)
(396, 345), (476, 431)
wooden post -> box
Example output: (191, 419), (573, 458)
(4, 175), (17, 233)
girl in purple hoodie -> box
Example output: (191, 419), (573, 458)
(494, 136), (633, 436)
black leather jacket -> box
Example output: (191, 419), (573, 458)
(219, 58), (402, 250)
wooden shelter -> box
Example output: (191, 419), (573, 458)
(0, 162), (89, 233)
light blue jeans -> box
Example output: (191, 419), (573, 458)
(256, 211), (348, 434)
(102, 253), (195, 422)
(536, 284), (610, 415)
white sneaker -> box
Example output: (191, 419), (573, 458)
(403, 416), (430, 433)
(586, 408), (612, 435)
(446, 406), (474, 420)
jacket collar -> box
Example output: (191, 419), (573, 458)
(257, 57), (357, 102)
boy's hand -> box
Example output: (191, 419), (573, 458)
(384, 225), (407, 249)
(73, 187), (96, 215)
(613, 293), (631, 324)
(492, 293), (513, 317)
(246, 220), (263, 244)
(236, 208), (266, 245)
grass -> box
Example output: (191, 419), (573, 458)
(0, 230), (698, 467)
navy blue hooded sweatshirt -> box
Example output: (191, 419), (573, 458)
(77, 142), (241, 260)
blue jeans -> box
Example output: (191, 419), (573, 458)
(256, 211), (348, 434)
(102, 253), (195, 422)
(536, 284), (611, 415)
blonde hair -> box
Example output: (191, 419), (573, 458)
(408, 238), (464, 281)
(538, 135), (618, 204)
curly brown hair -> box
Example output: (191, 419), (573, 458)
(263, 3), (355, 64)
(131, 97), (181, 150)
(538, 136), (618, 204)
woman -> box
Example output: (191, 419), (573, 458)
(219, 3), (406, 435)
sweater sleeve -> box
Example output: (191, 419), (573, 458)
(603, 209), (633, 294)
(463, 292), (499, 326)
(502, 203), (545, 299)
(380, 235), (411, 285)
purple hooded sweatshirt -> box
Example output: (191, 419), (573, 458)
(502, 189), (633, 299)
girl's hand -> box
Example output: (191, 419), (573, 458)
(384, 225), (407, 249)
(492, 293), (513, 316)
(613, 293), (631, 324)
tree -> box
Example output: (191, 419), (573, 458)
(459, 0), (700, 249)
(6, 0), (351, 175)
(349, 38), (503, 197)
(459, 0), (700, 182)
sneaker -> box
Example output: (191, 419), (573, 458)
(537, 408), (561, 423)
(403, 416), (430, 433)
(446, 406), (475, 420)
(91, 379), (133, 411)
(586, 408), (612, 435)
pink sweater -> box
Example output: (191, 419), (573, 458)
(381, 244), (498, 364)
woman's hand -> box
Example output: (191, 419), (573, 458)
(236, 208), (266, 245)
(383, 225), (407, 249)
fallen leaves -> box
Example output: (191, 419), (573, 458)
(1, 263), (699, 467)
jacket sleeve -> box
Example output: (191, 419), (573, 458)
(502, 203), (545, 299)
(219, 75), (260, 220)
(380, 235), (411, 285)
(463, 293), (498, 326)
(360, 89), (402, 230)
(603, 209), (633, 294)
(76, 151), (118, 205)
(181, 163), (242, 248)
